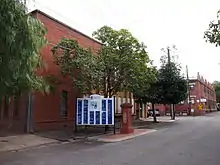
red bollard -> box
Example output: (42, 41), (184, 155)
(120, 103), (134, 134)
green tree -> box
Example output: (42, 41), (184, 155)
(52, 26), (154, 98)
(204, 10), (220, 46)
(52, 38), (101, 96)
(159, 48), (188, 120)
(93, 26), (153, 97)
(0, 0), (49, 98)
(0, 0), (50, 118)
(133, 67), (160, 122)
(213, 81), (220, 102)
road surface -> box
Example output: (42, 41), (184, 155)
(1, 112), (220, 165)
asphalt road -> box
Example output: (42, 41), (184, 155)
(1, 112), (220, 165)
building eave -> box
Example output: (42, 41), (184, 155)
(29, 9), (103, 46)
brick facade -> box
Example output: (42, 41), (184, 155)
(30, 10), (135, 131)
(145, 73), (217, 116)
(174, 73), (216, 115)
(30, 10), (102, 131)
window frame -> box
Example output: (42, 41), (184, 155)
(60, 90), (68, 118)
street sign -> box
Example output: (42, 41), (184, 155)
(89, 94), (104, 100)
(198, 103), (203, 110)
(76, 97), (115, 125)
(200, 98), (207, 103)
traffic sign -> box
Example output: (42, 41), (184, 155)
(198, 103), (203, 110)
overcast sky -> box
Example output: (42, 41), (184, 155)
(28, 0), (220, 82)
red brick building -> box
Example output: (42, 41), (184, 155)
(31, 10), (102, 131)
(138, 73), (217, 117)
(0, 9), (141, 134)
(164, 73), (217, 115)
(0, 9), (102, 134)
(186, 73), (216, 113)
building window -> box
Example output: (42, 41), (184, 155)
(60, 90), (68, 118)
(13, 95), (19, 117)
(189, 83), (195, 91)
(3, 96), (9, 118)
(211, 91), (214, 96)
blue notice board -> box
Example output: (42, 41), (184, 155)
(76, 97), (115, 125)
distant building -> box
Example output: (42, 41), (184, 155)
(143, 73), (217, 116)
(173, 73), (216, 115)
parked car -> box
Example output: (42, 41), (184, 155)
(147, 109), (160, 117)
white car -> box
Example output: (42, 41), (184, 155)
(148, 109), (160, 117)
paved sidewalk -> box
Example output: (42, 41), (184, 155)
(37, 127), (107, 142)
(0, 134), (57, 152)
(0, 117), (178, 152)
(133, 116), (178, 129)
(88, 129), (156, 142)
(140, 116), (177, 123)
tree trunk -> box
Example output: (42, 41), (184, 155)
(152, 103), (157, 123)
(170, 104), (172, 119)
(8, 96), (15, 129)
(170, 104), (175, 120)
(0, 97), (3, 121)
(4, 95), (9, 118)
(139, 102), (142, 119)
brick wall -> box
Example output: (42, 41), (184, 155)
(30, 10), (102, 131)
(175, 78), (216, 115)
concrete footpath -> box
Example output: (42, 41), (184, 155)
(140, 116), (178, 122)
(88, 129), (156, 142)
(0, 134), (57, 152)
(90, 116), (176, 143)
(0, 116), (178, 152)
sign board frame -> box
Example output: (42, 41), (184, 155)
(76, 97), (115, 126)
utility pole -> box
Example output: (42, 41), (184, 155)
(186, 65), (191, 115)
(167, 47), (171, 64)
(167, 47), (174, 119)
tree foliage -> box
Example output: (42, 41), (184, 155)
(53, 26), (155, 97)
(204, 10), (220, 46)
(133, 67), (159, 104)
(0, 0), (49, 97)
(159, 54), (187, 105)
(52, 38), (102, 95)
(213, 81), (220, 101)
(93, 26), (154, 97)
(132, 66), (163, 123)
